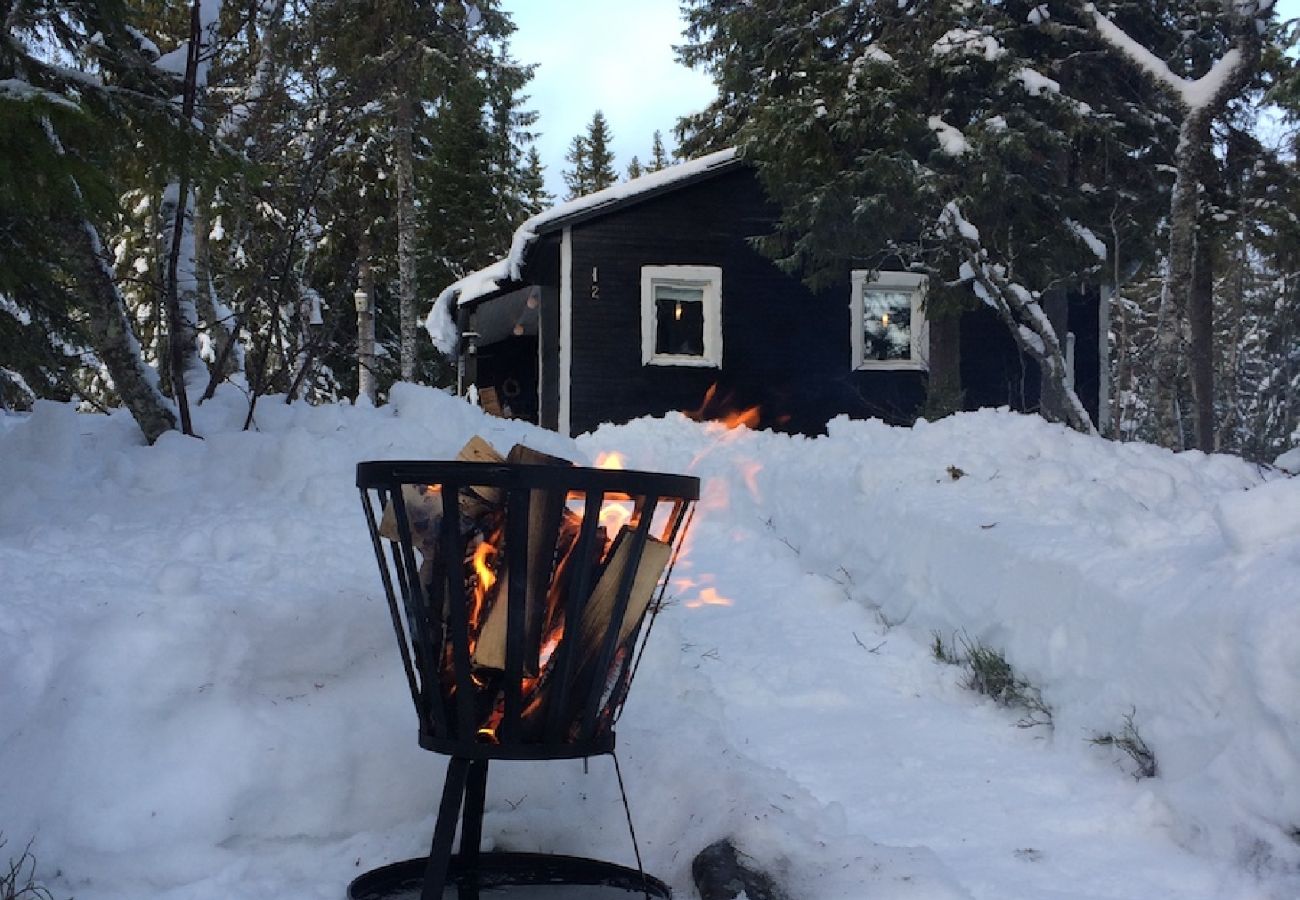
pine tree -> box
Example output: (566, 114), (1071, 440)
(626, 156), (644, 180)
(648, 129), (671, 172)
(1060, 0), (1276, 450)
(586, 110), (617, 192)
(521, 146), (552, 213)
(564, 110), (618, 198)
(563, 134), (591, 200)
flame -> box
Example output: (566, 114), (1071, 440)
(739, 459), (763, 501)
(685, 383), (762, 431)
(469, 534), (499, 633)
(595, 451), (626, 469)
(685, 587), (734, 609)
(600, 499), (634, 533)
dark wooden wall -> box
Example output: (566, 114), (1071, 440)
(563, 167), (926, 436)
(478, 166), (1101, 435)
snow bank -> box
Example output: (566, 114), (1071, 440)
(2, 390), (1298, 899)
(586, 411), (1300, 875)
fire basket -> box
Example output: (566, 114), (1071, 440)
(355, 448), (698, 900)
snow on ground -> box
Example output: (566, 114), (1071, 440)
(2, 386), (1299, 900)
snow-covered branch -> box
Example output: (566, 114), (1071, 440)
(1078, 2), (1261, 112)
(940, 203), (1097, 435)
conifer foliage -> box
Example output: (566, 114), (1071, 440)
(678, 0), (1295, 448)
(563, 109), (618, 199)
(0, 0), (546, 443)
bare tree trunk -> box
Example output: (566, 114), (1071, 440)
(1189, 229), (1216, 451)
(357, 229), (378, 404)
(1151, 114), (1207, 449)
(394, 90), (419, 382)
(37, 97), (176, 444)
(65, 216), (178, 443)
(1217, 229), (1247, 450)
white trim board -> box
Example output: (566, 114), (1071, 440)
(559, 226), (572, 437)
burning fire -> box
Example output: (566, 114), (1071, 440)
(688, 587), (733, 609)
(595, 451), (626, 469)
(469, 534), (499, 633)
(685, 383), (762, 430)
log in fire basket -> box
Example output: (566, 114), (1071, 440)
(354, 443), (699, 900)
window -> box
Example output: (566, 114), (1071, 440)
(851, 271), (929, 370)
(641, 266), (722, 367)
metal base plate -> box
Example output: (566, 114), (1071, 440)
(348, 851), (672, 900)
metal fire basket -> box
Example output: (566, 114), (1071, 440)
(355, 459), (699, 900)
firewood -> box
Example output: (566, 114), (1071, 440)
(478, 386), (505, 417)
(575, 527), (671, 670)
(378, 436), (505, 544)
(457, 435), (507, 516)
(472, 503), (580, 674)
(377, 484), (442, 550)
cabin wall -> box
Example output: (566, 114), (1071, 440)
(527, 234), (562, 430)
(564, 168), (926, 436)
(473, 167), (1103, 436)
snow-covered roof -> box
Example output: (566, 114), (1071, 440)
(426, 147), (740, 355)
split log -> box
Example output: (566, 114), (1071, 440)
(478, 386), (505, 417)
(576, 526), (670, 667)
(471, 444), (573, 672)
(692, 839), (789, 900)
(377, 435), (505, 545)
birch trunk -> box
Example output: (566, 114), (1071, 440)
(943, 205), (1096, 435)
(357, 229), (378, 405)
(394, 90), (419, 382)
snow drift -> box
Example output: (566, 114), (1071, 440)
(1, 387), (1297, 899)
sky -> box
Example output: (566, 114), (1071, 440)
(502, 0), (1300, 202)
(499, 0), (715, 200)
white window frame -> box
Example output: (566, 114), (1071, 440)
(641, 265), (723, 367)
(850, 270), (929, 371)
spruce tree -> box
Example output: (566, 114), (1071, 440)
(521, 146), (552, 213)
(1, 0), (182, 439)
(586, 110), (617, 192)
(563, 134), (591, 200)
(676, 0), (1188, 433)
(564, 110), (618, 198)
(648, 129), (671, 172)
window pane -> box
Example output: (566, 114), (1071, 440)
(654, 284), (705, 356)
(862, 288), (912, 361)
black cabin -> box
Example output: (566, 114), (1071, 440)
(431, 150), (1107, 437)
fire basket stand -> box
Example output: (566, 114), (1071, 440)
(354, 458), (700, 900)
